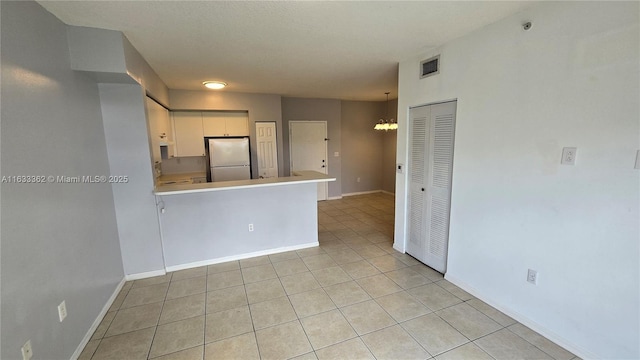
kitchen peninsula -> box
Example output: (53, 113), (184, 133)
(155, 171), (334, 271)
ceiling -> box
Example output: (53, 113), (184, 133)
(38, 1), (533, 101)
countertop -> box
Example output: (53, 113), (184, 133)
(155, 171), (335, 196)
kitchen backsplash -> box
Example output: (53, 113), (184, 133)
(161, 156), (206, 174)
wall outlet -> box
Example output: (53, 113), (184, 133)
(561, 147), (577, 165)
(22, 340), (33, 360)
(357, 177), (361, 183)
(334, 152), (340, 157)
(527, 269), (538, 285)
(248, 224), (254, 232)
(58, 300), (67, 322)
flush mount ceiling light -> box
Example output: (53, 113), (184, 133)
(202, 81), (227, 90)
(374, 92), (397, 131)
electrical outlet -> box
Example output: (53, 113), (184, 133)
(22, 340), (33, 360)
(527, 269), (538, 285)
(248, 224), (254, 232)
(334, 152), (340, 157)
(561, 147), (577, 165)
(58, 300), (67, 322)
(357, 177), (361, 183)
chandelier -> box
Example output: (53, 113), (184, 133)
(374, 92), (397, 131)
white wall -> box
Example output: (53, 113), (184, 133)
(396, 2), (639, 358)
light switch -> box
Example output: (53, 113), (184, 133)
(334, 152), (340, 157)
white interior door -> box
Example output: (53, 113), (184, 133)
(407, 101), (456, 273)
(289, 121), (328, 201)
(256, 122), (279, 178)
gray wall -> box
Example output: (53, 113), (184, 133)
(281, 97), (342, 198)
(341, 101), (384, 194)
(67, 25), (170, 107)
(99, 83), (165, 277)
(158, 183), (318, 268)
(1, 2), (124, 359)
(341, 99), (397, 195)
(381, 99), (397, 194)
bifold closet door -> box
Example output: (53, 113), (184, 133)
(407, 101), (456, 273)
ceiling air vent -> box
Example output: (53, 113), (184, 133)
(420, 55), (440, 79)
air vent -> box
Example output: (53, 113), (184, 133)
(420, 55), (440, 78)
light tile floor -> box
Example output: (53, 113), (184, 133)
(80, 193), (578, 360)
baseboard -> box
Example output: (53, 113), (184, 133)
(342, 190), (382, 197)
(165, 242), (319, 272)
(381, 190), (395, 196)
(124, 269), (166, 281)
(71, 277), (126, 360)
(444, 274), (598, 360)
(327, 196), (343, 200)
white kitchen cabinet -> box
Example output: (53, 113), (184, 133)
(201, 113), (226, 136)
(146, 97), (168, 164)
(224, 112), (249, 136)
(173, 111), (205, 157)
(202, 111), (249, 137)
(156, 106), (173, 146)
(146, 97), (175, 162)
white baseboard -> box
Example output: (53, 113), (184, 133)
(444, 273), (598, 360)
(71, 277), (126, 360)
(342, 190), (382, 197)
(124, 269), (166, 281)
(381, 190), (395, 196)
(327, 196), (343, 200)
(165, 242), (319, 272)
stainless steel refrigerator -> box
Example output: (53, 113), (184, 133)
(207, 137), (251, 182)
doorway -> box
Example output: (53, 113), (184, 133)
(256, 122), (279, 178)
(289, 121), (328, 201)
(406, 100), (456, 273)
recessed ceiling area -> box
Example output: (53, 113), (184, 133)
(38, 1), (533, 101)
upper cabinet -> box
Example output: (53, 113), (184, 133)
(202, 113), (226, 136)
(145, 97), (173, 164)
(173, 111), (205, 157)
(202, 111), (249, 137)
(172, 110), (250, 158)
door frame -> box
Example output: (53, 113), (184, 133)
(289, 120), (329, 201)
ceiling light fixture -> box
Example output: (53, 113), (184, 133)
(374, 92), (397, 131)
(202, 81), (227, 90)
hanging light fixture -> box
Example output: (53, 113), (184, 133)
(374, 92), (397, 131)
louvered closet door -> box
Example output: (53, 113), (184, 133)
(406, 106), (430, 260)
(407, 101), (456, 273)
